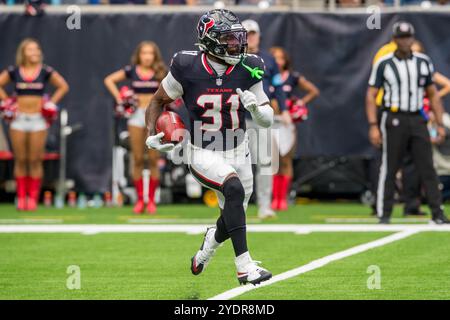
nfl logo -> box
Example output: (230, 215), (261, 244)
(216, 78), (222, 86)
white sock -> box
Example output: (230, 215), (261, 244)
(209, 236), (220, 249)
(235, 251), (252, 268)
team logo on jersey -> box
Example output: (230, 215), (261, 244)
(216, 78), (223, 86)
(198, 17), (215, 39)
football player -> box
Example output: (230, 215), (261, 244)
(145, 9), (273, 285)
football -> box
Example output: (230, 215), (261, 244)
(156, 111), (186, 144)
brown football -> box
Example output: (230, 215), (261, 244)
(155, 111), (186, 144)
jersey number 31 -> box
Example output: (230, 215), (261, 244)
(197, 94), (240, 131)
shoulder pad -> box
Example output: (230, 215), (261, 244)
(240, 54), (265, 80)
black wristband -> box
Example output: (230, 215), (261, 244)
(369, 122), (378, 127)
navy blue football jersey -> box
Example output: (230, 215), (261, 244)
(170, 50), (266, 151)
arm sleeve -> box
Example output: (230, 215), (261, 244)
(161, 72), (183, 100)
(249, 80), (270, 106)
(248, 81), (273, 128)
(368, 60), (385, 88)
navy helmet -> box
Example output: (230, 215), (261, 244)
(196, 9), (247, 65)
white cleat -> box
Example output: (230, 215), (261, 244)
(235, 252), (272, 286)
(191, 227), (220, 275)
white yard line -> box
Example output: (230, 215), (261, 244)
(0, 224), (450, 234)
(325, 218), (428, 223)
(208, 230), (419, 300)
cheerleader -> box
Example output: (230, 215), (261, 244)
(0, 38), (69, 211)
(104, 41), (167, 214)
(269, 47), (320, 211)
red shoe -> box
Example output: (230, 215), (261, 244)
(27, 197), (37, 211)
(278, 198), (288, 211)
(146, 201), (156, 215)
(133, 200), (145, 214)
(17, 197), (27, 211)
(27, 177), (41, 211)
(271, 197), (279, 211)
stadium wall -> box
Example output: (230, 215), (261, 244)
(0, 8), (449, 192)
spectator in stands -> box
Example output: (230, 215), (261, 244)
(108, 0), (147, 4)
(325, 0), (366, 7)
(0, 38), (69, 211)
(154, 0), (197, 4)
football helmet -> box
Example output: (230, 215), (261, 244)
(196, 9), (247, 66)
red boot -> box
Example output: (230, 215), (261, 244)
(16, 176), (27, 211)
(133, 178), (145, 214)
(27, 177), (41, 211)
(271, 175), (281, 210)
(147, 177), (159, 214)
(278, 175), (292, 211)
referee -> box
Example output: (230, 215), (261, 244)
(366, 21), (449, 224)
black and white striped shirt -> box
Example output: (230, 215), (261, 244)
(368, 52), (434, 112)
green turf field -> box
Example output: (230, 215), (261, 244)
(0, 203), (449, 300)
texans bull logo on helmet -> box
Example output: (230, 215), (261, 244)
(198, 17), (215, 40)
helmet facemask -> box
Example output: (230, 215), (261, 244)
(210, 30), (247, 65)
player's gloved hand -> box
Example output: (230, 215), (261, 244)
(146, 132), (175, 153)
(236, 88), (258, 113)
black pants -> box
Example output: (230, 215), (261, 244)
(401, 153), (422, 214)
(377, 111), (443, 219)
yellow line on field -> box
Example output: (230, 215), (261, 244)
(117, 215), (180, 220)
(21, 216), (86, 221)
